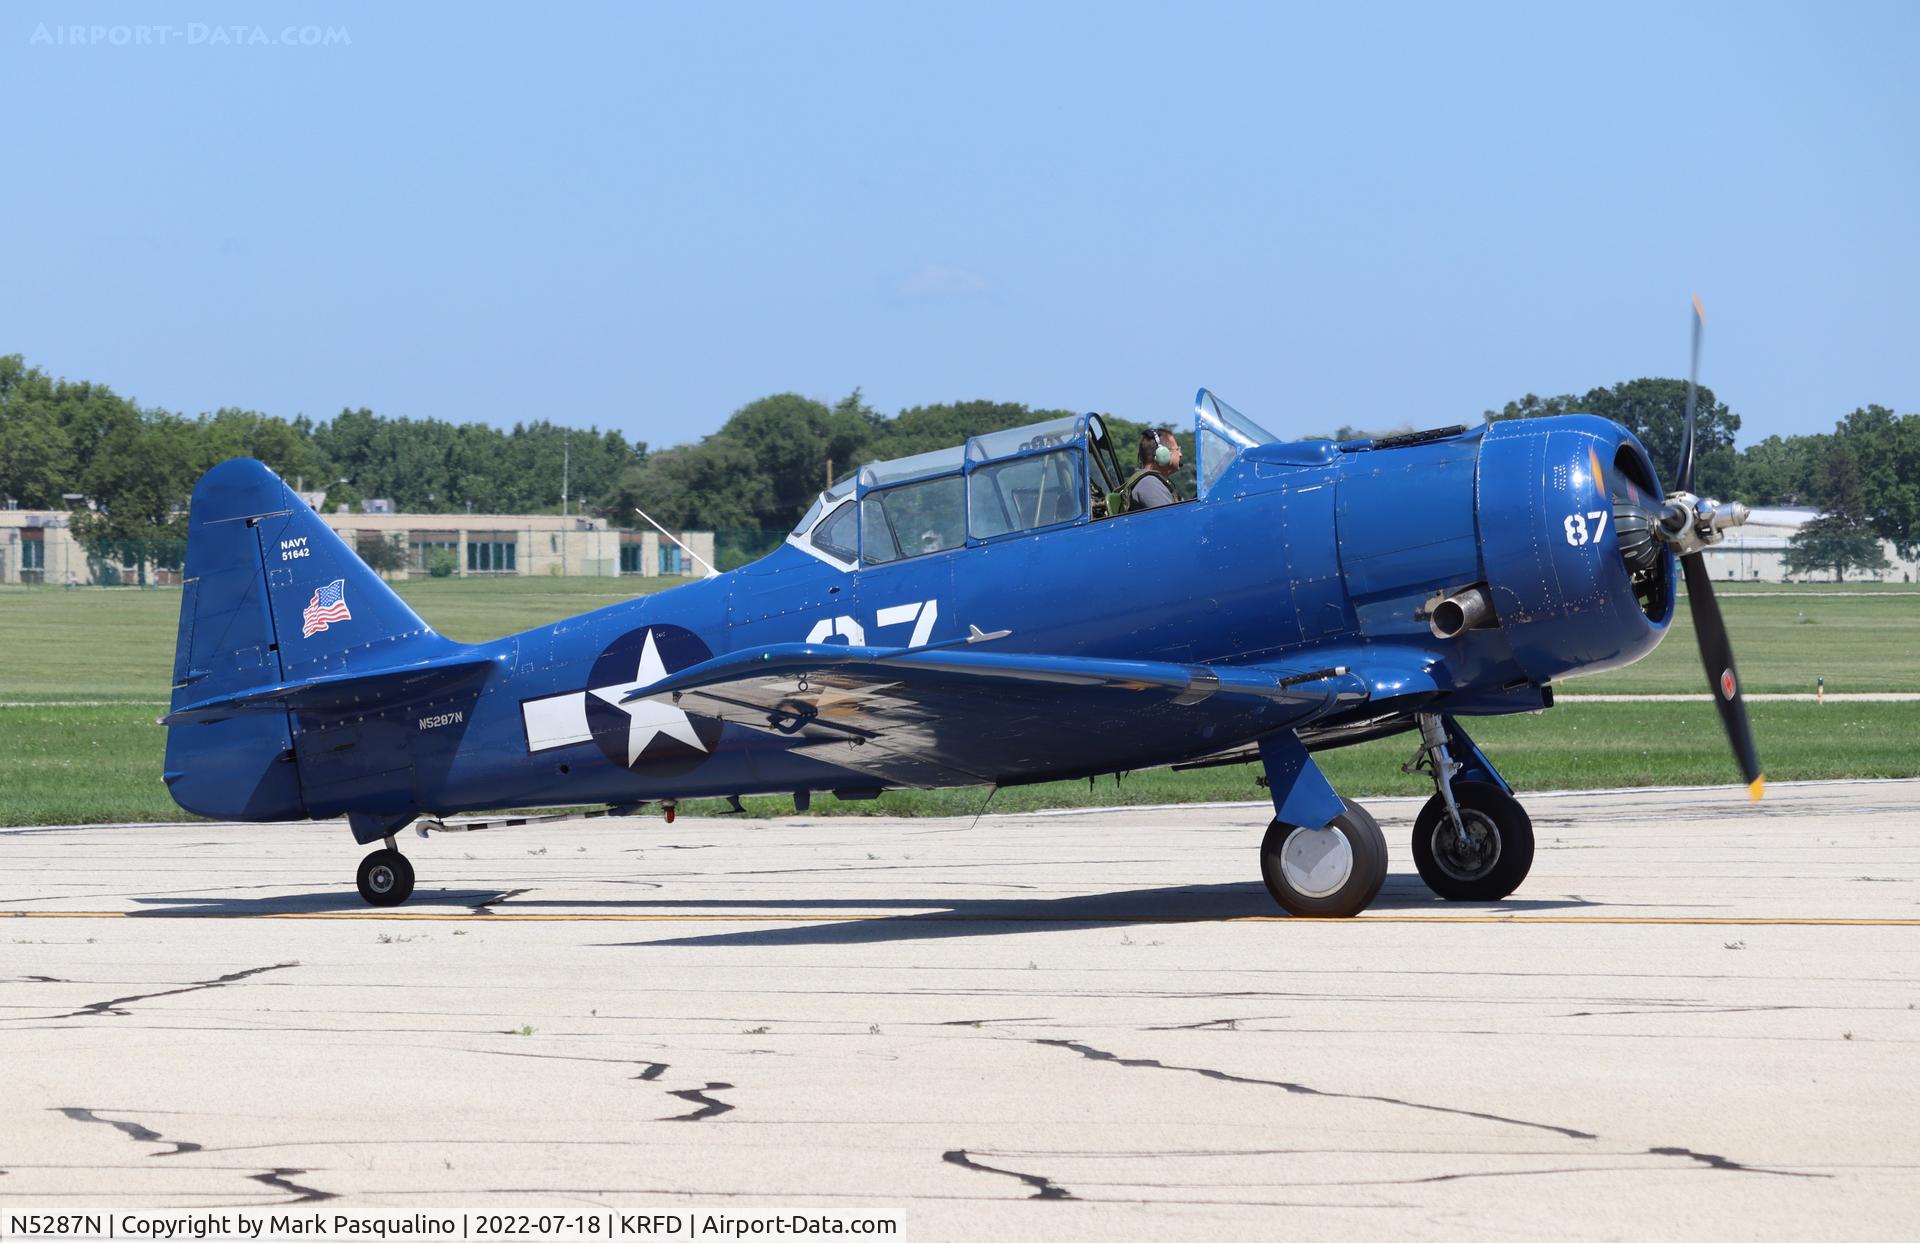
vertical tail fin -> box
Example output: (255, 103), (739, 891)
(164, 459), (455, 820)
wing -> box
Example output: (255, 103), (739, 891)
(634, 642), (1372, 788)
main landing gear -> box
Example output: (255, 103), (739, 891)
(1254, 731), (1389, 918)
(1254, 714), (1536, 917)
(1406, 713), (1534, 902)
(356, 837), (415, 907)
(1260, 798), (1388, 918)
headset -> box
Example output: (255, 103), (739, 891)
(1141, 429), (1173, 468)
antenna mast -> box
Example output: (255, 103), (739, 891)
(632, 505), (718, 577)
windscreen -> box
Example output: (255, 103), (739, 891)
(1194, 389), (1280, 498)
(789, 474), (856, 541)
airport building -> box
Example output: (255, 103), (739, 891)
(1695, 507), (1919, 583)
(317, 510), (716, 581)
(0, 507), (717, 586)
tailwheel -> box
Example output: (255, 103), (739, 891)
(357, 848), (415, 907)
(1412, 781), (1534, 901)
(1260, 797), (1387, 918)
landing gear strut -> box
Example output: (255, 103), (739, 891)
(1407, 714), (1534, 901)
(356, 836), (415, 907)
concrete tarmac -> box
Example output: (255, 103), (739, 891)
(2, 780), (1917, 1240)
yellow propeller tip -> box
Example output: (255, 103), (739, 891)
(1692, 292), (1706, 321)
(1748, 775), (1766, 802)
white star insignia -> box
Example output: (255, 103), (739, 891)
(588, 630), (709, 766)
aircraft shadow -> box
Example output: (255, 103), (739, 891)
(608, 881), (1596, 948)
(126, 880), (1591, 939)
(128, 889), (519, 915)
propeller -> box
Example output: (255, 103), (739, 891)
(1654, 295), (1765, 800)
(1675, 292), (1704, 493)
(1681, 552), (1764, 799)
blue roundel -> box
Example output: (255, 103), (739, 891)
(581, 624), (723, 776)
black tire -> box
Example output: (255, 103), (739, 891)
(356, 848), (415, 907)
(1260, 797), (1388, 918)
(1341, 797), (1381, 837)
(1411, 781), (1534, 901)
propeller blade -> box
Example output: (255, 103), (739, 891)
(1675, 293), (1704, 493)
(1680, 552), (1764, 799)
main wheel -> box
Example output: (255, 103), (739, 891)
(1260, 797), (1388, 918)
(356, 848), (415, 907)
(1411, 781), (1534, 901)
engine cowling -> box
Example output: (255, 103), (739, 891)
(1475, 415), (1676, 684)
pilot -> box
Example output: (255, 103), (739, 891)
(1126, 428), (1182, 510)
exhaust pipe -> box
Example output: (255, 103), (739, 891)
(1429, 585), (1494, 640)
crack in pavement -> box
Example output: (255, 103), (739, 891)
(249, 1167), (334, 1201)
(942, 1149), (1073, 1200)
(437, 1046), (670, 1079)
(1647, 1147), (1827, 1178)
(46, 962), (299, 1019)
(55, 1108), (203, 1156)
(57, 1108), (338, 1200)
(1033, 1039), (1598, 1140)
(664, 1083), (734, 1121)
(427, 1044), (682, 1109)
(935, 1016), (1050, 1027)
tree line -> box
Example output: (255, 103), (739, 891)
(0, 355), (641, 576)
(2, 351), (1914, 578)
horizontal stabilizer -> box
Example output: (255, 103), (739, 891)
(162, 651), (495, 725)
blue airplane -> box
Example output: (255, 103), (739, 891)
(163, 316), (1759, 917)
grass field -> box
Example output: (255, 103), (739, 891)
(2, 578), (1915, 825)
(0, 577), (691, 705)
(1566, 581), (1920, 695)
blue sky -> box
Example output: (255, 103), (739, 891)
(3, 2), (1914, 448)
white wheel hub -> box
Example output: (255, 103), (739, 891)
(1279, 825), (1353, 898)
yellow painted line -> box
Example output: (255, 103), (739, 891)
(0, 910), (1915, 926)
(1358, 916), (1920, 926)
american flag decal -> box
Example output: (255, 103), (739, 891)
(302, 578), (352, 638)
